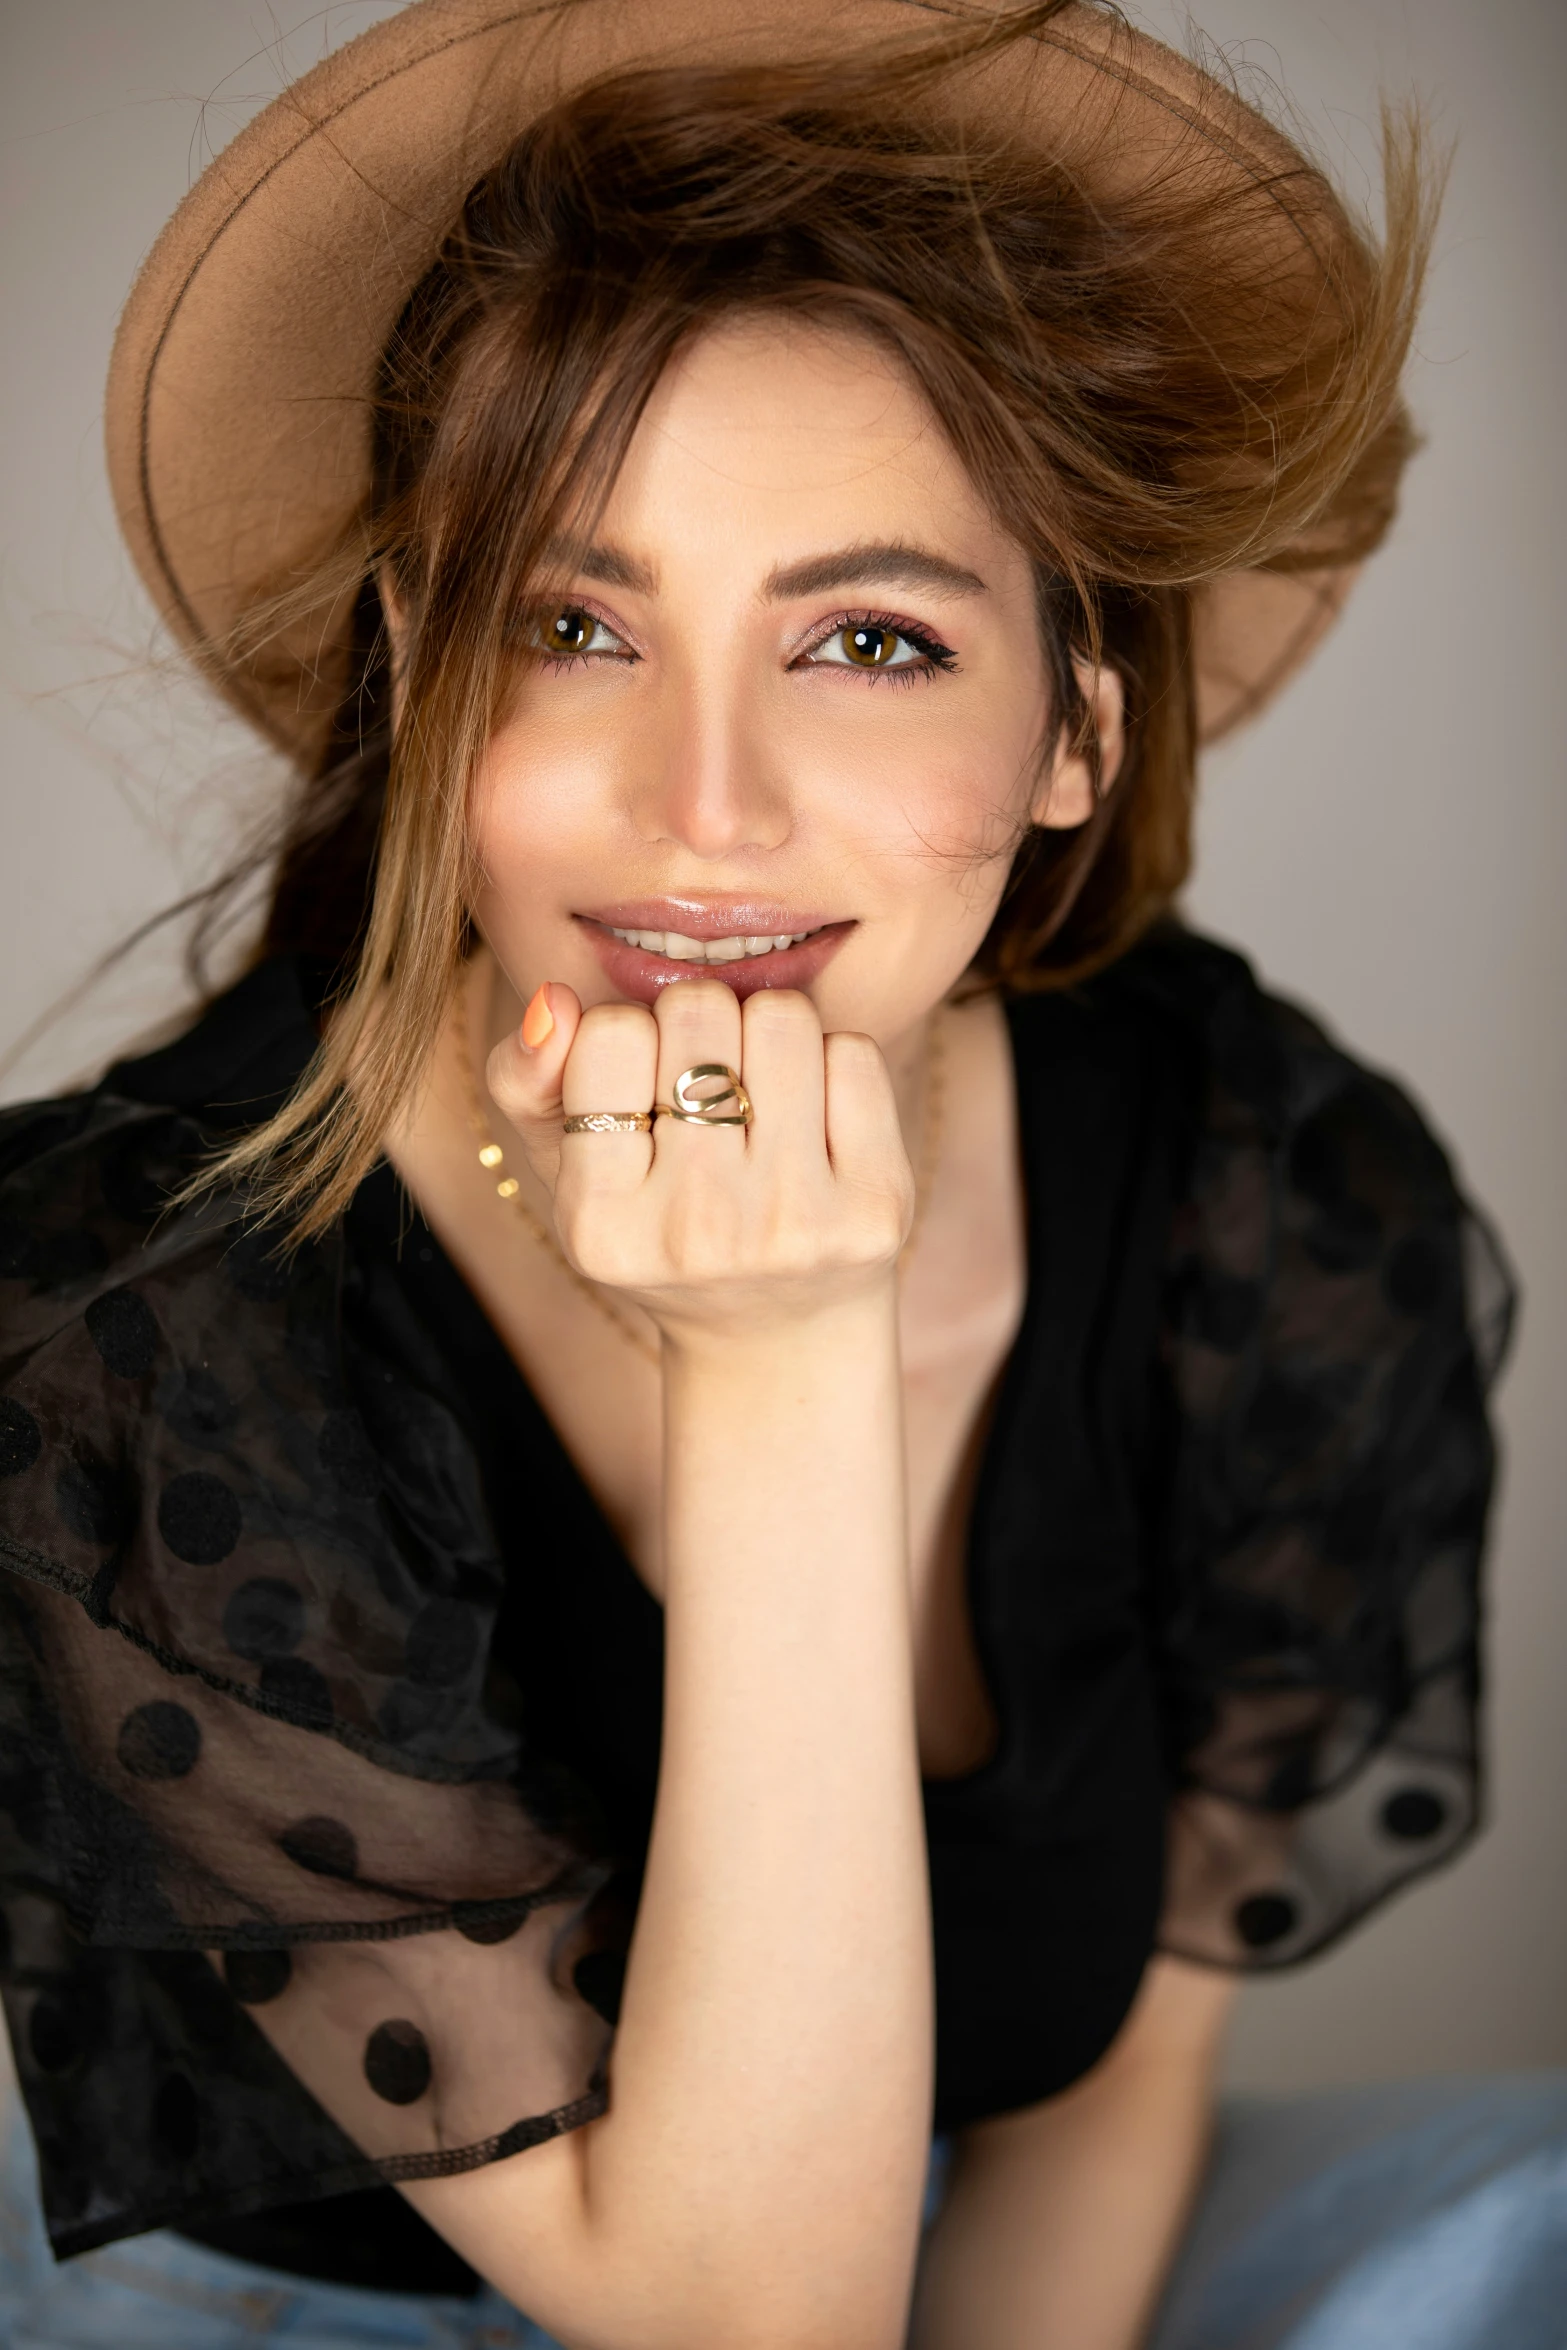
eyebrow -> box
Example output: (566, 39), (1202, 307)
(546, 538), (659, 594)
(763, 542), (988, 602)
(546, 537), (989, 603)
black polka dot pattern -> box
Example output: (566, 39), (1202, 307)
(404, 1597), (479, 1689)
(223, 1948), (293, 2005)
(377, 1681), (448, 1746)
(258, 1656), (333, 1728)
(55, 1455), (132, 1545)
(1302, 1199), (1382, 1276)
(363, 2019), (432, 2105)
(0, 934), (1509, 2253)
(1234, 1892), (1299, 1950)
(158, 1368), (236, 1446)
(222, 1577), (305, 1662)
(157, 1470), (241, 1565)
(84, 1289), (159, 1380)
(117, 1702), (201, 1782)
(1381, 1787), (1448, 1842)
(454, 1905), (526, 1946)
(318, 1410), (382, 1500)
(0, 1399), (41, 1478)
(278, 1816), (358, 1881)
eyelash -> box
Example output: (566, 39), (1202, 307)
(794, 611), (960, 686)
(526, 602), (960, 684)
(525, 603), (629, 674)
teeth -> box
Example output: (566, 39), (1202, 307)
(608, 925), (818, 962)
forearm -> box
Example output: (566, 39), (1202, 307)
(584, 1294), (933, 2337)
(419, 1294), (931, 2347)
(911, 1959), (1233, 2350)
(404, 989), (932, 2345)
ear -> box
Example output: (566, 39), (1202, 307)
(1029, 655), (1126, 831)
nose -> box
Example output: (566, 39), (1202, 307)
(627, 668), (792, 860)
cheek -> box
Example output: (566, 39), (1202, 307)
(893, 752), (1030, 867)
(468, 715), (605, 891)
(802, 695), (1038, 903)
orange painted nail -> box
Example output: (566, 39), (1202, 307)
(521, 985), (555, 1051)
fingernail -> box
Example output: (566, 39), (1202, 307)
(521, 985), (555, 1051)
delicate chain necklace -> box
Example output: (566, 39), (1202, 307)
(459, 979), (946, 1367)
(458, 1016), (662, 1365)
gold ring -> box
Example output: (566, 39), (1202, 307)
(561, 1111), (654, 1135)
(655, 1064), (754, 1127)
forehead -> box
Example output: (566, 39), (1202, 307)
(594, 314), (1014, 578)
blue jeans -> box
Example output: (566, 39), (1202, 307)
(1, 2077), (1563, 2347)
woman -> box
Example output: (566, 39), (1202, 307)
(0, 3), (1559, 2345)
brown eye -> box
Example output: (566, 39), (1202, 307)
(543, 608), (593, 653)
(840, 624), (901, 668)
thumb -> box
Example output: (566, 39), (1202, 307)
(485, 982), (581, 1197)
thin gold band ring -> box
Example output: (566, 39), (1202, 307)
(561, 1111), (654, 1135)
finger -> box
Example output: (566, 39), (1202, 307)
(739, 989), (827, 1170)
(486, 982), (581, 1196)
(822, 1029), (913, 1241)
(652, 977), (746, 1143)
(558, 999), (659, 1200)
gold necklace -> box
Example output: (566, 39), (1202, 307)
(458, 1019), (663, 1365)
(460, 984), (946, 1366)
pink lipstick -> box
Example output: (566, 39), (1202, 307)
(575, 901), (854, 1004)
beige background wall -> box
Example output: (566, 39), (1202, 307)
(1, 1), (1563, 2095)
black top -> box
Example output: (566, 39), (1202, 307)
(0, 928), (1512, 2293)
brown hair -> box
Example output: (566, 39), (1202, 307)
(214, 6), (1432, 1236)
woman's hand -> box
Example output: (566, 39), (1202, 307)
(485, 976), (915, 1344)
(392, 971), (934, 2350)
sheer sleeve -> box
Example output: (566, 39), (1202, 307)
(0, 1090), (616, 2256)
(1151, 969), (1515, 1968)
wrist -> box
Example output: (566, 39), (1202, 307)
(655, 1274), (900, 1379)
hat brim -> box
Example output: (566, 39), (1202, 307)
(105, 0), (1367, 762)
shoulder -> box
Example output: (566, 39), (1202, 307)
(1121, 936), (1515, 1967)
(101, 955), (325, 1130)
(0, 960), (508, 1778)
(2, 954), (321, 1199)
(1019, 923), (1501, 1264)
(0, 955), (323, 1346)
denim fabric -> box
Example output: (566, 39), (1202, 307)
(0, 2098), (555, 2350)
(2, 2076), (1563, 2348)
(1148, 2075), (1567, 2350)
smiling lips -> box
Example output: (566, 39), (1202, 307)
(577, 910), (854, 1003)
(606, 923), (818, 964)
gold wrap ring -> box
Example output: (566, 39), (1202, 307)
(655, 1064), (754, 1127)
(561, 1111), (654, 1135)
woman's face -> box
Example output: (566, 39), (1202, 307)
(470, 316), (1108, 1050)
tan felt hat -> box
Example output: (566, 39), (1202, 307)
(105, 0), (1384, 765)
